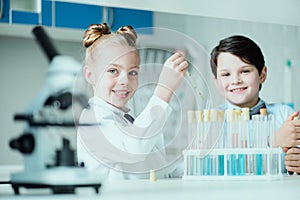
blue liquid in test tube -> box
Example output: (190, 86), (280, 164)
(231, 154), (237, 175)
(218, 155), (224, 175)
(239, 154), (245, 175)
(256, 154), (263, 175)
(205, 156), (211, 176)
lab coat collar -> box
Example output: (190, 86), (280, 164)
(88, 96), (130, 115)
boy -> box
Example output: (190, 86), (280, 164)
(210, 35), (300, 174)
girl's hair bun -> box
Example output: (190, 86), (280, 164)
(83, 23), (111, 48)
(116, 25), (137, 46)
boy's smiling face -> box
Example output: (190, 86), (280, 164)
(214, 52), (267, 108)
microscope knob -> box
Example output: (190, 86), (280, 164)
(9, 134), (35, 154)
(55, 138), (75, 166)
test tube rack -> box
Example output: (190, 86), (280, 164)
(183, 148), (282, 180)
(183, 109), (283, 180)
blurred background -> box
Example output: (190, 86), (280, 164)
(1, 0), (300, 166)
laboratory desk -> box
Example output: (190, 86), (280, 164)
(1, 175), (300, 200)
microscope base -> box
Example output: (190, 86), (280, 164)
(10, 166), (101, 195)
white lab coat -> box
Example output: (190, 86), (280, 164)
(77, 95), (179, 180)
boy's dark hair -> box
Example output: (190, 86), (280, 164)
(210, 35), (265, 78)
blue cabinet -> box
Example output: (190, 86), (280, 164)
(1, 0), (153, 33)
(0, 0), (10, 23)
(54, 2), (103, 29)
(53, 1), (153, 31)
(1, 0), (40, 25)
(12, 10), (39, 25)
(42, 0), (52, 26)
(111, 8), (152, 31)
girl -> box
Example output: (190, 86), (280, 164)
(77, 23), (188, 179)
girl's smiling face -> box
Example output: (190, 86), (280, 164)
(214, 52), (267, 108)
(85, 45), (140, 109)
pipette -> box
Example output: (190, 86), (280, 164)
(186, 71), (205, 101)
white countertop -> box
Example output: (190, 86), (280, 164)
(1, 175), (300, 200)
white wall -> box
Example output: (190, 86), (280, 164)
(0, 36), (83, 165)
(1, 10), (300, 165)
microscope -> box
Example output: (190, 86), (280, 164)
(8, 26), (101, 194)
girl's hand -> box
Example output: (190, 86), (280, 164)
(164, 52), (188, 74)
(285, 147), (300, 174)
(276, 111), (300, 147)
(154, 52), (188, 103)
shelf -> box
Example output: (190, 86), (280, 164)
(59, 0), (300, 27)
(0, 23), (83, 42)
(0, 23), (156, 42)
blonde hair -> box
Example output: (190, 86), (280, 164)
(83, 23), (138, 66)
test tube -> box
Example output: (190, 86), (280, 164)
(232, 110), (243, 175)
(226, 109), (234, 175)
(210, 109), (219, 176)
(194, 110), (203, 176)
(196, 110), (204, 149)
(238, 108), (249, 176)
(203, 109), (211, 147)
(187, 110), (195, 176)
(260, 108), (268, 148)
(218, 110), (225, 176)
(196, 110), (205, 176)
(251, 115), (261, 175)
(260, 108), (268, 175)
(253, 113), (263, 175)
(187, 110), (195, 150)
(241, 108), (251, 175)
(203, 109), (211, 176)
(268, 114), (278, 175)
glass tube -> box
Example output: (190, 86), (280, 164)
(226, 109), (234, 175)
(217, 110), (225, 176)
(203, 109), (211, 176)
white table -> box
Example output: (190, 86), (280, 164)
(1, 175), (300, 200)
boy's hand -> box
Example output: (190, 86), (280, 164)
(154, 52), (188, 103)
(285, 147), (300, 174)
(276, 111), (300, 147)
